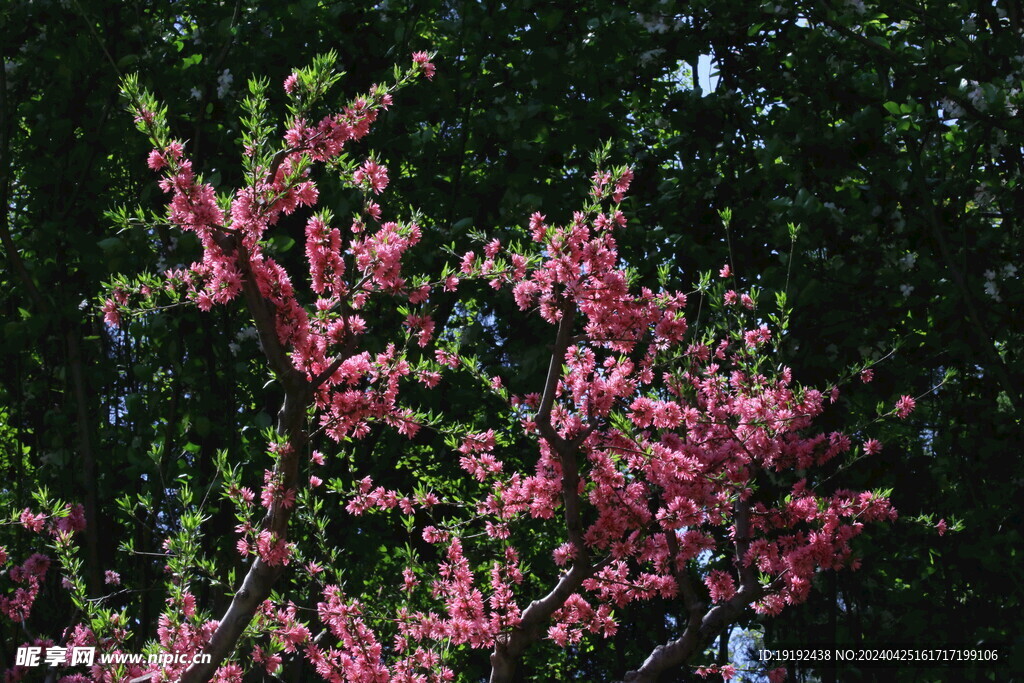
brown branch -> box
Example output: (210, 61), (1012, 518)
(490, 299), (597, 682)
(622, 493), (772, 682)
(180, 237), (312, 682)
(179, 386), (308, 683)
(540, 303), (587, 559)
(665, 530), (705, 628)
(732, 499), (758, 592)
(311, 354), (346, 389)
(623, 576), (775, 683)
(264, 147), (294, 187)
(534, 299), (575, 452)
(490, 554), (614, 683)
(533, 299), (587, 561)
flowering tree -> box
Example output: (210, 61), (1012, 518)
(447, 177), (902, 682)
(0, 52), (919, 683)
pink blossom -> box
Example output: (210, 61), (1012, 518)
(55, 503), (87, 534)
(743, 325), (772, 349)
(417, 370), (441, 388)
(102, 299), (121, 327)
(283, 73), (298, 94)
(409, 284), (431, 304)
(704, 570), (737, 603)
(181, 592), (197, 617)
(436, 349), (460, 367)
(553, 542), (575, 566)
(403, 313), (435, 347)
(263, 651), (283, 674)
(548, 623), (569, 646)
(895, 394), (916, 418)
(863, 438), (882, 455)
(612, 168), (633, 202)
(147, 149), (167, 170)
(937, 518), (947, 536)
(113, 66), (909, 677)
(214, 663), (243, 682)
(861, 368), (874, 383)
(353, 159), (389, 194)
(412, 51), (436, 80)
(256, 531), (291, 566)
(19, 509), (46, 532)
(104, 570), (121, 586)
(529, 212), (546, 241)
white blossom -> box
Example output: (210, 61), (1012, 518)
(217, 69), (234, 99)
(639, 48), (666, 65)
(940, 97), (965, 119)
(236, 326), (259, 341)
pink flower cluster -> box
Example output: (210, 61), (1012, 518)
(1, 505), (87, 625)
(343, 475), (436, 516)
(547, 593), (616, 645)
(18, 503), (86, 537)
(108, 67), (428, 448)
(0, 553), (49, 621)
(431, 166), (899, 664)
(696, 664), (738, 680)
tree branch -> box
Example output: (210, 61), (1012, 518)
(535, 299), (575, 452)
(180, 236), (312, 682)
(490, 299), (596, 682)
(622, 579), (769, 683)
(622, 498), (771, 682)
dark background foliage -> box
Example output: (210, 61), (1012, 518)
(1, 0), (1020, 680)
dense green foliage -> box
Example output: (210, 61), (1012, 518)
(1, 0), (1020, 680)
